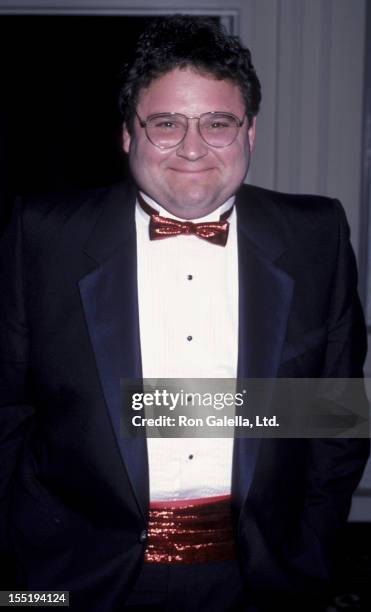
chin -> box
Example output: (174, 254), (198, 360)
(173, 192), (221, 216)
(169, 198), (216, 219)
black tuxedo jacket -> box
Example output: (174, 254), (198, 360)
(0, 181), (369, 611)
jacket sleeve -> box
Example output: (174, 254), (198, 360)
(289, 200), (370, 592)
(0, 198), (35, 587)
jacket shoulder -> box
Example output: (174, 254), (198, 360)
(238, 183), (348, 243)
(17, 181), (135, 250)
(238, 183), (341, 214)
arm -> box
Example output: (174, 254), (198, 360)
(0, 198), (35, 587)
(289, 200), (369, 592)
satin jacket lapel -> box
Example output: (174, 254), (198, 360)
(232, 188), (294, 512)
(79, 183), (148, 520)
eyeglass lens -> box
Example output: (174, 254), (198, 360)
(145, 113), (240, 148)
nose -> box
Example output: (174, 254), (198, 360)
(176, 119), (208, 161)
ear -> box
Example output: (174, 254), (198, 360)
(122, 123), (131, 154)
(247, 117), (257, 152)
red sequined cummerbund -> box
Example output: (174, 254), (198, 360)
(144, 494), (236, 564)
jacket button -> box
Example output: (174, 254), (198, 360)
(139, 529), (147, 543)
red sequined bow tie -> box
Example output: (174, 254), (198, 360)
(138, 193), (232, 247)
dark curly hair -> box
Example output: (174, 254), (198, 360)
(119, 15), (261, 132)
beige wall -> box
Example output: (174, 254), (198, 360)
(240, 0), (366, 255)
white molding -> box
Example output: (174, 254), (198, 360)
(288, 0), (303, 194)
(0, 0), (239, 17)
(0, 3), (239, 36)
(272, 0), (281, 190)
(317, 0), (332, 196)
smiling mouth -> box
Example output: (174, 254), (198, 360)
(168, 168), (214, 174)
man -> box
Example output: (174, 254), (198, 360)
(0, 14), (369, 612)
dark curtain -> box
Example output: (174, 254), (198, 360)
(0, 15), (151, 231)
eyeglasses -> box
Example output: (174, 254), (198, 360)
(135, 111), (245, 149)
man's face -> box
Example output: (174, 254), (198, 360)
(123, 67), (256, 219)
